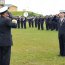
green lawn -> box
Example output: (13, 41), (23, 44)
(11, 28), (65, 65)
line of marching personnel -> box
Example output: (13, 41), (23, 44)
(16, 16), (44, 30)
(45, 15), (59, 31)
(15, 14), (60, 31)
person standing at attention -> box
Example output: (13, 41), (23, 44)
(58, 10), (65, 56)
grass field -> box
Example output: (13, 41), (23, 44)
(11, 28), (65, 65)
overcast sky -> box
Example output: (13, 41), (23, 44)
(5, 0), (65, 15)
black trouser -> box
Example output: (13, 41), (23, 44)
(28, 21), (31, 27)
(21, 22), (26, 29)
(38, 22), (44, 30)
(17, 22), (20, 28)
(31, 21), (34, 28)
(45, 22), (49, 30)
(35, 21), (38, 28)
(0, 46), (11, 65)
(59, 34), (65, 56)
(28, 21), (34, 28)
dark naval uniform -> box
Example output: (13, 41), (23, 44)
(0, 16), (17, 65)
(0, 6), (17, 65)
(58, 18), (65, 56)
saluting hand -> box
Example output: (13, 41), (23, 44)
(12, 19), (17, 24)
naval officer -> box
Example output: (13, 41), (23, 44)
(58, 10), (65, 56)
(0, 6), (17, 65)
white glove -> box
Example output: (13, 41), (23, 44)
(12, 19), (17, 24)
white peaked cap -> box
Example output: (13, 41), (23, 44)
(0, 6), (8, 14)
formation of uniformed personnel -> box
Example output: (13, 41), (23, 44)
(8, 13), (62, 31)
(51, 15), (59, 31)
(37, 16), (44, 30)
(58, 10), (65, 56)
(0, 6), (17, 65)
(45, 15), (59, 31)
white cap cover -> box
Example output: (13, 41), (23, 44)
(0, 6), (8, 14)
